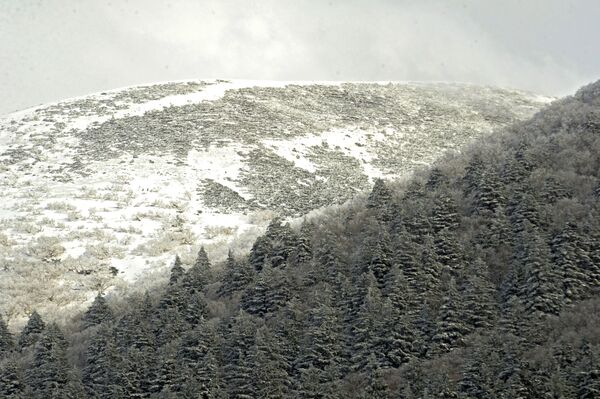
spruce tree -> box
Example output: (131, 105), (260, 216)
(182, 247), (210, 294)
(17, 311), (45, 350)
(251, 326), (291, 398)
(222, 311), (257, 399)
(367, 178), (393, 222)
(168, 255), (185, 285)
(26, 323), (81, 398)
(0, 359), (26, 398)
(81, 292), (114, 329)
(430, 278), (469, 355)
(177, 323), (222, 397)
(551, 223), (590, 303)
(362, 356), (391, 399)
(82, 324), (125, 398)
(0, 315), (14, 355)
(462, 258), (499, 331)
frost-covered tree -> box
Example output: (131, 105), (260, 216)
(0, 315), (14, 355)
(82, 324), (125, 398)
(17, 311), (45, 350)
(81, 293), (113, 329)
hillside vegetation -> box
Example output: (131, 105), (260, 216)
(1, 80), (600, 398)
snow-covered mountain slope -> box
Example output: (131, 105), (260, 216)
(0, 79), (552, 323)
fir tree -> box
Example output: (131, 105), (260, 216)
(462, 258), (498, 331)
(81, 292), (114, 329)
(17, 311), (45, 350)
(177, 323), (222, 397)
(367, 178), (394, 222)
(551, 223), (590, 303)
(182, 247), (210, 294)
(251, 326), (291, 398)
(430, 278), (469, 355)
(0, 315), (14, 355)
(0, 359), (26, 398)
(222, 311), (257, 399)
(362, 356), (391, 399)
(26, 323), (81, 398)
(82, 324), (125, 398)
(219, 251), (254, 297)
(169, 255), (185, 285)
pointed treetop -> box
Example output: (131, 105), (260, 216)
(81, 292), (114, 329)
(18, 310), (46, 349)
(195, 247), (210, 269)
(169, 254), (185, 285)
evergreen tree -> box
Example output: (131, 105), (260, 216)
(241, 261), (289, 316)
(249, 234), (271, 272)
(177, 323), (222, 397)
(219, 251), (254, 297)
(291, 221), (313, 266)
(0, 315), (14, 355)
(474, 169), (505, 214)
(0, 360), (26, 398)
(430, 279), (469, 355)
(434, 227), (463, 272)
(363, 228), (393, 287)
(251, 326), (291, 398)
(17, 311), (45, 350)
(517, 225), (562, 315)
(82, 324), (125, 398)
(81, 292), (114, 329)
(183, 292), (208, 326)
(222, 311), (257, 399)
(462, 258), (499, 331)
(296, 302), (342, 376)
(367, 178), (393, 222)
(26, 323), (81, 398)
(431, 195), (460, 232)
(182, 247), (210, 294)
(350, 273), (386, 370)
(551, 223), (590, 303)
(169, 255), (185, 285)
(361, 356), (391, 399)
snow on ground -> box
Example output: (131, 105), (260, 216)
(263, 126), (389, 181)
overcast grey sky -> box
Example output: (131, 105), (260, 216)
(0, 0), (598, 115)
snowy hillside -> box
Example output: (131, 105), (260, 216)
(0, 79), (553, 323)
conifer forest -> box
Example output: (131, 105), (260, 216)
(2, 80), (600, 398)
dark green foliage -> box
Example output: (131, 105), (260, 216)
(17, 311), (45, 349)
(26, 323), (82, 398)
(0, 315), (14, 355)
(82, 324), (125, 398)
(251, 326), (291, 397)
(177, 323), (222, 397)
(367, 178), (394, 222)
(219, 250), (254, 297)
(362, 357), (391, 398)
(551, 223), (591, 303)
(168, 255), (185, 285)
(182, 247), (210, 294)
(241, 261), (290, 316)
(81, 293), (113, 329)
(430, 279), (470, 355)
(0, 360), (26, 398)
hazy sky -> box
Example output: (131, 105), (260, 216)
(1, 0), (598, 115)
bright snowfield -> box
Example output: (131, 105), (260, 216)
(0, 79), (553, 326)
